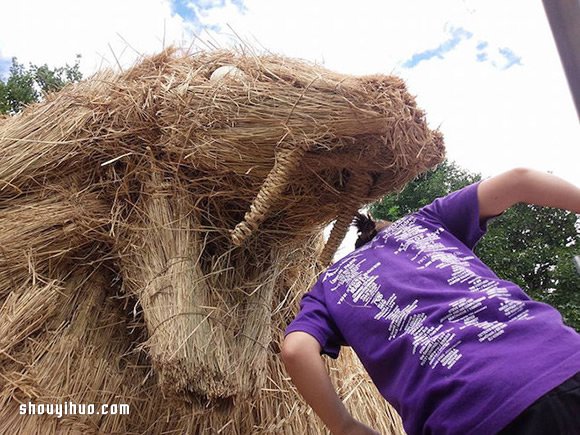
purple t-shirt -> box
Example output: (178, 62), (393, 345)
(284, 182), (580, 435)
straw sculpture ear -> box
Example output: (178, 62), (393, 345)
(318, 172), (373, 267)
(230, 144), (307, 246)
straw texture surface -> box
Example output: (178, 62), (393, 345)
(0, 47), (444, 434)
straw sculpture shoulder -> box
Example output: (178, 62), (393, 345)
(0, 47), (444, 434)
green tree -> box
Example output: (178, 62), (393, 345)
(0, 55), (81, 115)
(476, 204), (580, 328)
(369, 160), (482, 221)
(370, 161), (580, 331)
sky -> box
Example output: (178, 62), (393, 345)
(1, 0), (578, 259)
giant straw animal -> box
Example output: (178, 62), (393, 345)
(0, 48), (444, 434)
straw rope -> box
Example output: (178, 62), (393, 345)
(230, 144), (307, 246)
(318, 172), (373, 267)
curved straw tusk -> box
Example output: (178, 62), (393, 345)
(230, 145), (307, 246)
(318, 172), (373, 267)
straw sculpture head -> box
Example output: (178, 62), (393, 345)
(0, 46), (444, 433)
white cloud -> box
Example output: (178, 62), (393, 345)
(192, 0), (579, 186)
(0, 0), (577, 191)
(0, 0), (192, 76)
(187, 0), (580, 259)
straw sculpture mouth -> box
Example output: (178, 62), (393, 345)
(0, 47), (443, 432)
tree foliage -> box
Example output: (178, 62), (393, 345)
(370, 161), (580, 331)
(0, 56), (82, 115)
(370, 160), (481, 221)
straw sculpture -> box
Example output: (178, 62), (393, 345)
(0, 47), (444, 434)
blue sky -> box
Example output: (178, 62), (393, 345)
(0, 0), (577, 260)
(171, 0), (198, 23)
(0, 56), (11, 80)
(402, 26), (522, 71)
(0, 0), (577, 191)
(171, 2), (512, 74)
(170, 1), (524, 74)
(403, 27), (473, 68)
(170, 0), (246, 26)
(476, 41), (489, 62)
(497, 47), (522, 69)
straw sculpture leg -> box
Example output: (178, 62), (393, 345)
(115, 169), (277, 406)
(117, 173), (240, 402)
(150, 237), (405, 435)
(202, 247), (280, 406)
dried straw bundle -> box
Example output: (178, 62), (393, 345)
(0, 47), (444, 433)
(0, 238), (404, 434)
(118, 171), (279, 402)
(0, 264), (148, 435)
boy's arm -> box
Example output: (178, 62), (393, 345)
(478, 168), (580, 220)
(281, 331), (379, 435)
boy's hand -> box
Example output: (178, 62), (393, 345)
(336, 417), (381, 435)
(282, 332), (379, 434)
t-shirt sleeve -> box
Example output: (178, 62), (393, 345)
(417, 182), (491, 249)
(284, 281), (345, 359)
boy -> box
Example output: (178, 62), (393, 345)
(282, 168), (580, 434)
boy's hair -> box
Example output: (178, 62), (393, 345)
(352, 212), (378, 249)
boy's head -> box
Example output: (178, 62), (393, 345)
(352, 213), (391, 248)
